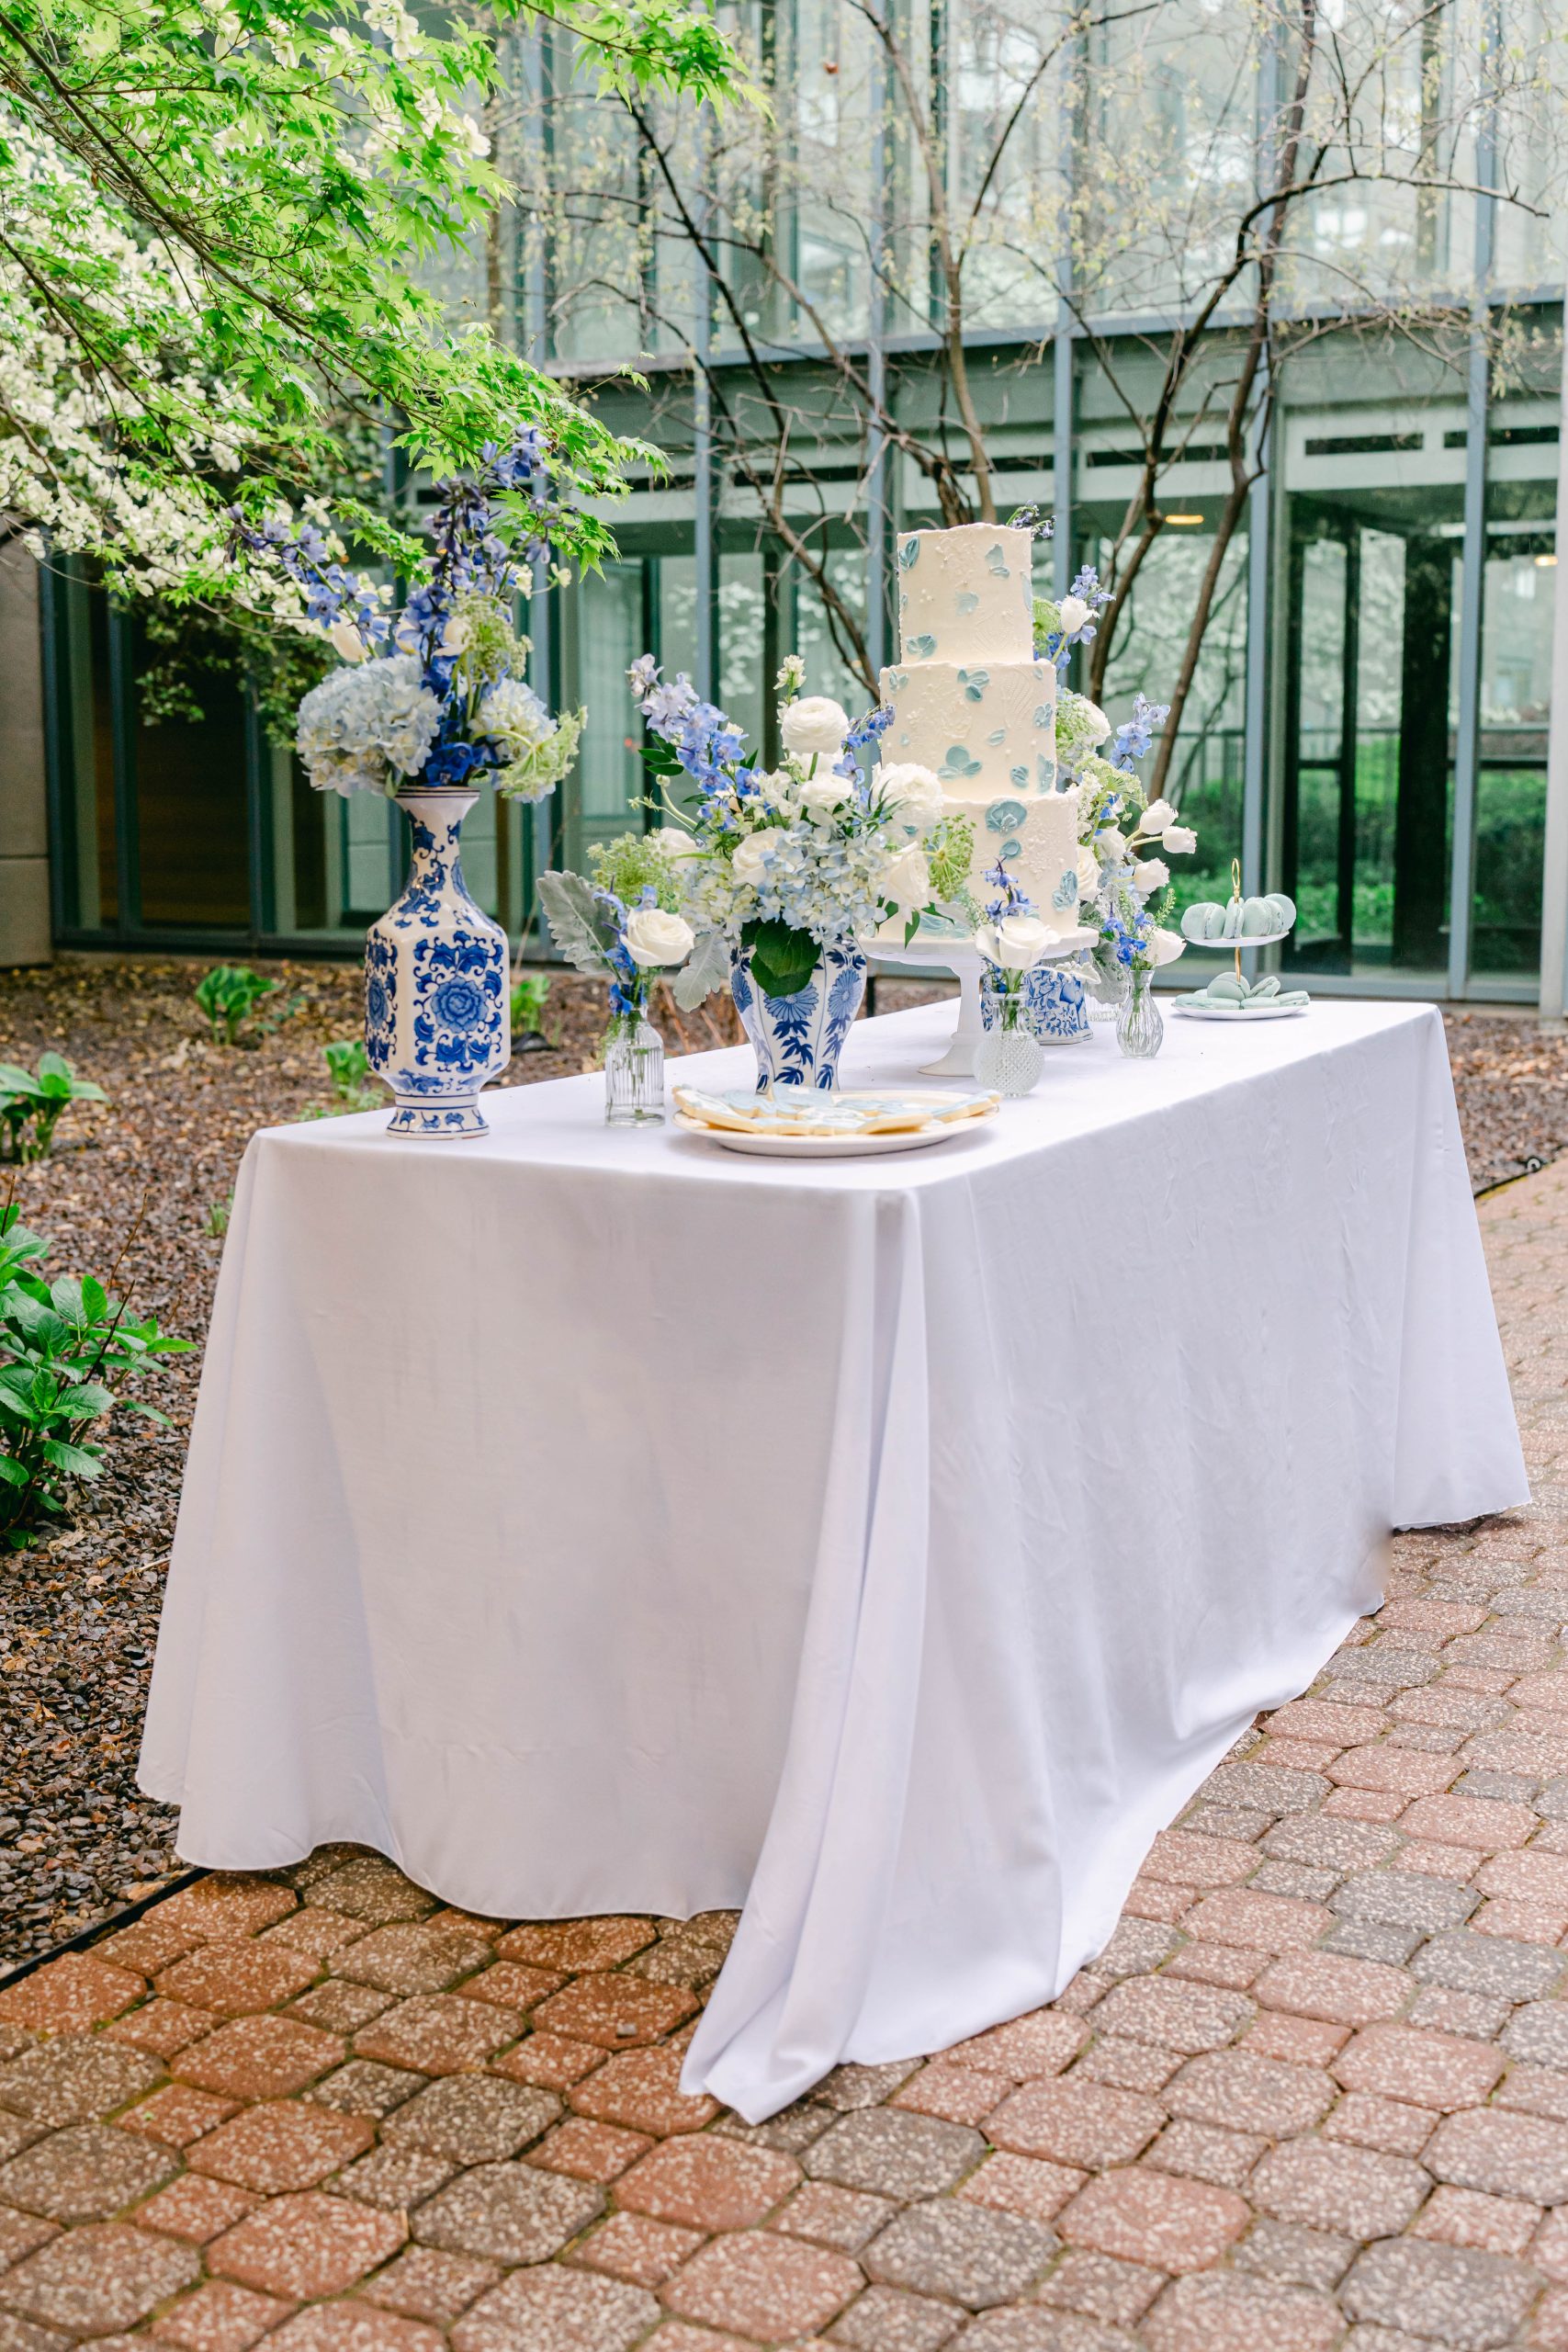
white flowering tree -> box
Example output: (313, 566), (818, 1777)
(0, 0), (746, 606)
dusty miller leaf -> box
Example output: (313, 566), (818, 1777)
(671, 927), (731, 1010)
(536, 870), (615, 978)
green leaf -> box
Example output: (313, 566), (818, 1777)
(39, 1439), (103, 1478)
(0, 1455), (30, 1487)
(671, 927), (731, 1011)
(740, 919), (820, 1002)
(536, 870), (615, 979)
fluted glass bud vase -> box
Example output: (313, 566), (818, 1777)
(975, 976), (1045, 1097)
(604, 1000), (665, 1125)
(1116, 967), (1165, 1059)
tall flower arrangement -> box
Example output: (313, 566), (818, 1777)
(1032, 567), (1198, 986)
(627, 653), (953, 1002)
(235, 437), (582, 806)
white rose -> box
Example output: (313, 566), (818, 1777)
(652, 825), (699, 862)
(1057, 594), (1091, 633)
(1145, 926), (1186, 967)
(1163, 824), (1198, 854)
(731, 832), (773, 887)
(1140, 797), (1176, 834)
(882, 846), (931, 913)
(779, 695), (851, 757)
(876, 761), (943, 831)
(1076, 846), (1101, 898)
(327, 619), (366, 663)
(975, 913), (1058, 971)
(439, 616), (469, 655)
(622, 907), (695, 967)
(1132, 857), (1170, 893)
(1077, 700), (1111, 744)
(797, 775), (846, 818)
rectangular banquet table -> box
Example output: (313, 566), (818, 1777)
(141, 998), (1526, 2120)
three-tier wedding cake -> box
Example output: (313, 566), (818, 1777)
(881, 522), (1079, 921)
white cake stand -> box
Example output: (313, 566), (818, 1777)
(867, 925), (1099, 1077)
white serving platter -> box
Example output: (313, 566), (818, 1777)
(1170, 999), (1309, 1021)
(675, 1114), (989, 1159)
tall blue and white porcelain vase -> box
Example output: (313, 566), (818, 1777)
(729, 939), (867, 1090)
(365, 789), (510, 1137)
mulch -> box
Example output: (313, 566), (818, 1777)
(0, 954), (1562, 1967)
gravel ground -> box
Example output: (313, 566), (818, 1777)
(0, 956), (1561, 1969)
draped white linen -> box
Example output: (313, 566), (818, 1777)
(141, 1001), (1525, 2120)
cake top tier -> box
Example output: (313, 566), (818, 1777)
(896, 523), (1035, 668)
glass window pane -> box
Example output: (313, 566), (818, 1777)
(132, 613), (249, 929)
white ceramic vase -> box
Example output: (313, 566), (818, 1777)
(364, 789), (510, 1137)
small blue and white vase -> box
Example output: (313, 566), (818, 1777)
(1025, 962), (1092, 1045)
(365, 789), (510, 1137)
(729, 939), (867, 1090)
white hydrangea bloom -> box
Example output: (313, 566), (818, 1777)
(296, 655), (440, 796)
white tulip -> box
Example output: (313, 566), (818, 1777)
(1057, 594), (1091, 633)
(1163, 824), (1198, 854)
(975, 913), (1060, 970)
(780, 695), (851, 757)
(882, 846), (931, 912)
(731, 832), (773, 887)
(875, 761), (943, 831)
(327, 619), (366, 663)
(797, 775), (846, 818)
(1132, 857), (1170, 893)
(622, 907), (695, 967)
(1098, 826), (1129, 862)
(1145, 926), (1187, 967)
(1139, 797), (1176, 834)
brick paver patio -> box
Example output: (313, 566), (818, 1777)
(1, 1161), (1566, 2349)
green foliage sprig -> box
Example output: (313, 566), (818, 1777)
(194, 965), (276, 1046)
(0, 1203), (190, 1549)
(0, 1055), (107, 1164)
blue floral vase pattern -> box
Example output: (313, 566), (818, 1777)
(729, 940), (867, 1090)
(1025, 962), (1092, 1045)
(365, 789), (510, 1137)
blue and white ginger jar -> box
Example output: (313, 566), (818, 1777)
(1025, 962), (1092, 1045)
(365, 789), (510, 1137)
(729, 940), (867, 1091)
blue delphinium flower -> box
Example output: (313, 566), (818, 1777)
(1110, 693), (1171, 773)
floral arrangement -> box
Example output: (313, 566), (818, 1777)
(234, 438), (583, 805)
(972, 859), (1077, 1015)
(1030, 561), (1199, 986)
(536, 835), (695, 1023)
(626, 652), (958, 1001)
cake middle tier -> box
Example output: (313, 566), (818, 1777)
(881, 658), (1058, 797)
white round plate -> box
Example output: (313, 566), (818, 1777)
(676, 1115), (987, 1158)
(1171, 999), (1309, 1020)
(1181, 927), (1293, 953)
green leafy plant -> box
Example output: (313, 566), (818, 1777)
(203, 1196), (231, 1239)
(0, 1204), (190, 1548)
(322, 1038), (382, 1111)
(194, 966), (276, 1046)
(0, 1055), (107, 1164)
(510, 973), (562, 1054)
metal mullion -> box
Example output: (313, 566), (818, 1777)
(107, 599), (140, 935)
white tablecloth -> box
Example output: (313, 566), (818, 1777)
(141, 1000), (1525, 2120)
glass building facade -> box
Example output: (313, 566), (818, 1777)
(30, 3), (1568, 1006)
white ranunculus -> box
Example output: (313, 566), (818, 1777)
(1140, 797), (1177, 834)
(327, 619), (367, 663)
(1145, 926), (1187, 967)
(1057, 594), (1091, 633)
(875, 761), (943, 831)
(1076, 846), (1102, 899)
(753, 768), (796, 811)
(797, 774), (846, 818)
(1163, 824), (1198, 854)
(1133, 857), (1170, 894)
(975, 913), (1060, 970)
(731, 832), (773, 887)
(882, 845), (931, 912)
(623, 907), (695, 967)
(652, 825), (700, 862)
(780, 695), (851, 757)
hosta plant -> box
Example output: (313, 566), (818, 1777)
(0, 1207), (190, 1548)
(0, 1055), (107, 1163)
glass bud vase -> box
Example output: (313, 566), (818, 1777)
(1087, 961), (1129, 1024)
(975, 986), (1045, 1097)
(604, 1007), (665, 1125)
(1116, 967), (1165, 1059)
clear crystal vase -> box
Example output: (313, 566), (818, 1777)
(604, 1006), (665, 1125)
(976, 979), (1045, 1096)
(1116, 967), (1165, 1059)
